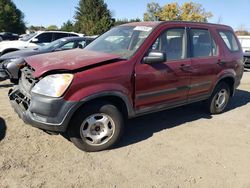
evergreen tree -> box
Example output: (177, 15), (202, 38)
(61, 20), (74, 32)
(75, 0), (113, 35)
(0, 0), (26, 34)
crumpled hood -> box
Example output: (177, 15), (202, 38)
(0, 49), (40, 60)
(25, 49), (122, 78)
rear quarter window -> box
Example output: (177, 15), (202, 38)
(219, 30), (240, 52)
(53, 33), (69, 40)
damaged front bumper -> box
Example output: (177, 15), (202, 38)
(8, 86), (80, 132)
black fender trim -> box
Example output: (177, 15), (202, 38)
(79, 91), (135, 118)
(211, 74), (236, 96)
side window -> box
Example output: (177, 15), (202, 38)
(60, 42), (75, 50)
(69, 33), (78, 37)
(53, 33), (69, 40)
(85, 39), (93, 46)
(36, 33), (53, 43)
(212, 39), (218, 56)
(219, 30), (239, 52)
(190, 29), (216, 58)
(150, 28), (187, 61)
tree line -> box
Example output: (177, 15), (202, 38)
(1, 0), (249, 36)
(0, 0), (26, 34)
(143, 2), (212, 22)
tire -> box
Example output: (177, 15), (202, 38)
(205, 82), (230, 114)
(68, 101), (124, 152)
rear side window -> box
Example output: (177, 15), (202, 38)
(190, 29), (217, 58)
(69, 33), (78, 37)
(36, 33), (53, 43)
(53, 33), (69, 40)
(219, 30), (239, 52)
(61, 42), (75, 50)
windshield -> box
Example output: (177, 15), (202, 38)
(38, 39), (65, 51)
(85, 26), (153, 58)
(20, 33), (37, 41)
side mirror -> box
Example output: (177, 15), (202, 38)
(78, 44), (84, 49)
(31, 38), (39, 43)
(143, 51), (166, 64)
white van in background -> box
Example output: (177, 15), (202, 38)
(237, 36), (250, 52)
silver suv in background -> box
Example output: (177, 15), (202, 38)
(0, 36), (96, 83)
(0, 31), (83, 55)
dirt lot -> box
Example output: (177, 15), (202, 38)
(0, 71), (250, 188)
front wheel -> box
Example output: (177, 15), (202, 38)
(68, 101), (124, 152)
(206, 82), (230, 114)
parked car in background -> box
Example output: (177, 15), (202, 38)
(9, 21), (244, 152)
(0, 31), (83, 55)
(0, 36), (96, 82)
(0, 32), (19, 41)
(244, 52), (250, 69)
(237, 35), (250, 52)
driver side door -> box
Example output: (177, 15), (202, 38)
(134, 27), (192, 113)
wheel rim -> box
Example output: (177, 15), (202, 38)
(80, 113), (115, 146)
(215, 89), (228, 110)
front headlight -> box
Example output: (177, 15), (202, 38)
(2, 58), (21, 67)
(31, 74), (74, 98)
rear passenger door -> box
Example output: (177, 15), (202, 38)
(188, 28), (222, 102)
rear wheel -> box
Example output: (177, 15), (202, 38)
(206, 82), (230, 114)
(68, 101), (124, 152)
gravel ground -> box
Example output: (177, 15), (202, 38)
(0, 71), (250, 188)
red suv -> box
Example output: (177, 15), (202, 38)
(9, 22), (244, 152)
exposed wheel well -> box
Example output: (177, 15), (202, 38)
(218, 77), (235, 96)
(2, 48), (19, 55)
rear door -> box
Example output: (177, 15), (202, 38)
(188, 27), (222, 102)
(135, 27), (191, 112)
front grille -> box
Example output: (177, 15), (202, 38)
(9, 88), (30, 111)
(19, 65), (37, 95)
(9, 65), (37, 112)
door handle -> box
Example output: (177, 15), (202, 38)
(217, 59), (226, 66)
(180, 64), (193, 72)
